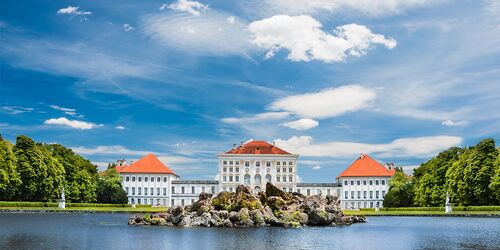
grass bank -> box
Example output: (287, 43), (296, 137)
(343, 206), (500, 217)
(0, 201), (167, 213)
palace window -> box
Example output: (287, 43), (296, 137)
(150, 188), (153, 195)
(223, 161), (227, 165)
(132, 177), (136, 182)
(181, 199), (185, 206)
(344, 180), (348, 185)
(223, 176), (227, 181)
(256, 162), (260, 167)
(375, 180), (379, 185)
(132, 187), (135, 195)
(276, 176), (280, 182)
(164, 177), (167, 182)
(345, 191), (348, 199)
(282, 176), (286, 182)
(223, 167), (227, 172)
(289, 161), (293, 165)
(229, 176), (233, 182)
(181, 187), (185, 194)
(357, 191), (361, 199)
(157, 177), (160, 182)
(126, 187), (129, 194)
(289, 167), (293, 172)
(138, 177), (142, 182)
(255, 174), (261, 183)
(266, 161), (271, 167)
(357, 180), (360, 185)
(145, 188), (148, 195)
(350, 180), (354, 185)
(382, 191), (386, 197)
(229, 161), (233, 165)
(381, 180), (386, 185)
(282, 167), (286, 173)
(307, 189), (310, 196)
(277, 161), (280, 165)
(157, 188), (160, 195)
(235, 161), (239, 165)
(138, 188), (141, 195)
(126, 176), (130, 182)
(245, 161), (249, 167)
(229, 167), (233, 172)
(282, 161), (286, 166)
(351, 191), (354, 199)
(277, 168), (280, 172)
(171, 199), (175, 206)
(244, 174), (250, 184)
(265, 174), (271, 182)
(289, 175), (292, 182)
(202, 186), (205, 192)
(163, 188), (167, 195)
(138, 199), (141, 205)
(211, 186), (215, 193)
(376, 191), (379, 199)
(363, 180), (366, 185)
(235, 176), (240, 182)
(191, 199), (195, 204)
(370, 191), (373, 198)
(235, 167), (239, 172)
(171, 187), (175, 194)
(369, 180), (373, 185)
(145, 177), (148, 182)
(192, 186), (195, 194)
(363, 191), (367, 199)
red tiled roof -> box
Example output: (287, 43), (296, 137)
(224, 140), (291, 155)
(115, 154), (177, 175)
(337, 154), (395, 178)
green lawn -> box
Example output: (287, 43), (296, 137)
(343, 210), (500, 216)
(0, 206), (167, 213)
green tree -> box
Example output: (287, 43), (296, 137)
(413, 147), (463, 206)
(0, 136), (21, 200)
(46, 144), (98, 203)
(96, 168), (128, 204)
(446, 138), (497, 205)
(488, 148), (500, 203)
(13, 135), (65, 201)
(383, 171), (414, 207)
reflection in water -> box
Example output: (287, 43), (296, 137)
(0, 213), (499, 250)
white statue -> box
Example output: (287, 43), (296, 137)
(61, 188), (65, 201)
(445, 191), (452, 213)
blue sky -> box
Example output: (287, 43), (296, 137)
(1, 0), (499, 182)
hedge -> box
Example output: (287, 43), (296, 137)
(0, 201), (151, 208)
(379, 206), (500, 211)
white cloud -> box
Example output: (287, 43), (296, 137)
(281, 118), (319, 131)
(115, 125), (126, 130)
(221, 112), (289, 124)
(1, 106), (34, 114)
(72, 145), (151, 155)
(56, 6), (92, 20)
(245, 0), (442, 17)
(227, 16), (236, 24)
(142, 10), (253, 56)
(312, 165), (321, 170)
(249, 15), (396, 62)
(157, 155), (197, 164)
(44, 117), (103, 130)
(270, 85), (377, 119)
(275, 135), (462, 158)
(123, 24), (135, 32)
(165, 0), (209, 16)
(49, 105), (84, 118)
(441, 119), (468, 126)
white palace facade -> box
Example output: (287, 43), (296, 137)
(116, 140), (395, 209)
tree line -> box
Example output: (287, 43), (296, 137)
(0, 134), (127, 204)
(384, 138), (500, 207)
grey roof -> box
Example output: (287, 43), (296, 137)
(296, 183), (342, 187)
(172, 180), (219, 184)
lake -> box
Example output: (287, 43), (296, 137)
(0, 213), (499, 249)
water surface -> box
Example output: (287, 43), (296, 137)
(0, 213), (499, 249)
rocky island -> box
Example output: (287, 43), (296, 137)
(129, 183), (366, 227)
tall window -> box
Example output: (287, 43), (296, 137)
(277, 168), (281, 173)
(289, 161), (293, 165)
(229, 175), (233, 182)
(277, 161), (280, 166)
(357, 180), (360, 185)
(381, 180), (386, 185)
(132, 187), (135, 195)
(235, 176), (239, 182)
(145, 177), (148, 182)
(138, 188), (141, 195)
(256, 161), (260, 167)
(138, 177), (142, 182)
(192, 186), (195, 194)
(244, 174), (250, 184)
(181, 186), (185, 194)
(357, 191), (361, 199)
(157, 177), (160, 182)
(345, 191), (348, 199)
(276, 176), (280, 182)
(289, 175), (292, 182)
(265, 174), (271, 182)
(351, 191), (354, 199)
(369, 180), (373, 185)
(150, 188), (153, 195)
(282, 167), (286, 173)
(126, 176), (130, 182)
(145, 187), (148, 195)
(289, 167), (292, 172)
(223, 176), (227, 181)
(375, 180), (379, 185)
(126, 187), (129, 194)
(307, 189), (310, 196)
(132, 177), (136, 182)
(370, 191), (373, 198)
(266, 161), (271, 167)
(344, 180), (348, 185)
(202, 186), (205, 192)
(223, 167), (227, 172)
(151, 177), (154, 182)
(363, 191), (367, 198)
(363, 180), (366, 185)
(163, 188), (167, 195)
(376, 191), (379, 199)
(350, 180), (354, 185)
(211, 186), (215, 193)
(157, 188), (160, 195)
(164, 177), (167, 182)
(255, 174), (261, 184)
(382, 191), (386, 197)
(171, 186), (175, 194)
(245, 161), (249, 167)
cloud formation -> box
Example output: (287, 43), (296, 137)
(1, 106), (34, 114)
(275, 135), (463, 158)
(249, 15), (396, 62)
(441, 119), (468, 127)
(164, 0), (209, 16)
(123, 24), (135, 32)
(221, 112), (289, 124)
(56, 6), (92, 20)
(281, 118), (319, 131)
(44, 117), (103, 130)
(270, 85), (377, 119)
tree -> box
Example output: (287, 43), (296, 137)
(489, 148), (500, 203)
(46, 144), (98, 203)
(96, 168), (128, 204)
(413, 147), (463, 206)
(383, 171), (414, 207)
(13, 135), (64, 201)
(446, 138), (497, 205)
(0, 136), (20, 200)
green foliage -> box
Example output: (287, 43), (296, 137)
(143, 213), (151, 223)
(96, 168), (128, 204)
(383, 172), (414, 207)
(13, 135), (65, 201)
(212, 191), (233, 211)
(446, 139), (497, 205)
(46, 144), (98, 203)
(413, 147), (463, 206)
(0, 138), (20, 200)
(489, 149), (500, 202)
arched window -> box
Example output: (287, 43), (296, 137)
(254, 174), (261, 183)
(244, 174), (250, 184)
(265, 174), (272, 183)
(254, 186), (261, 192)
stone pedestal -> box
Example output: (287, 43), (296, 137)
(131, 204), (136, 208)
(445, 203), (452, 213)
(58, 199), (66, 209)
(375, 207), (380, 212)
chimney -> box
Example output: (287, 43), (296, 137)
(272, 141), (275, 146)
(360, 153), (364, 159)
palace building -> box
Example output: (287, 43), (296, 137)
(116, 140), (395, 209)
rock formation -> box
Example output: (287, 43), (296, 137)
(129, 183), (366, 228)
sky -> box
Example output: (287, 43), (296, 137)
(1, 0), (500, 182)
